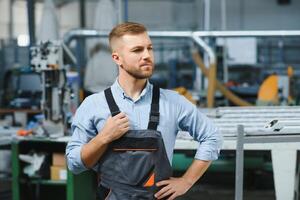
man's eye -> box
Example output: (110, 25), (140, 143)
(148, 47), (153, 51)
(133, 49), (143, 52)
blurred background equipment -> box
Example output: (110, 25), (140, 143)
(30, 41), (73, 137)
(257, 66), (295, 106)
(38, 0), (59, 42)
(1, 0), (300, 200)
(83, 0), (119, 94)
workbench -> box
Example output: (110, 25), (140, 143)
(176, 106), (300, 200)
(2, 106), (300, 200)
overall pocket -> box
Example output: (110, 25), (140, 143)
(113, 149), (156, 186)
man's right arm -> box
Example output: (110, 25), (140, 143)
(81, 112), (129, 168)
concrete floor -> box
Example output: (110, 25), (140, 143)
(178, 185), (275, 200)
(176, 170), (275, 200)
(0, 179), (11, 200)
(0, 171), (276, 200)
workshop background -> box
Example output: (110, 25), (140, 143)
(0, 0), (300, 200)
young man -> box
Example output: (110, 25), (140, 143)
(66, 22), (223, 200)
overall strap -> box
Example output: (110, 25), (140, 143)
(104, 88), (121, 117)
(147, 85), (160, 130)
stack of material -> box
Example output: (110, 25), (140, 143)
(50, 153), (67, 181)
(177, 106), (300, 140)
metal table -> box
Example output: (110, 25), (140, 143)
(176, 106), (300, 200)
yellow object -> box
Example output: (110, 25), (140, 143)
(287, 66), (294, 77)
(51, 165), (67, 180)
(207, 63), (217, 108)
(79, 89), (84, 102)
(174, 87), (197, 105)
(257, 75), (278, 103)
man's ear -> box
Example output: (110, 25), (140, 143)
(111, 52), (121, 66)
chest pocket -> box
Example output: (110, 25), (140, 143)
(110, 136), (158, 186)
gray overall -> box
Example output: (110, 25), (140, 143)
(97, 86), (172, 200)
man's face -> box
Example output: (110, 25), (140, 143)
(112, 32), (154, 79)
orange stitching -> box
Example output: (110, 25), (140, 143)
(113, 148), (157, 151)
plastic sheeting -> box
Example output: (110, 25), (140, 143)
(38, 0), (59, 42)
(84, 0), (119, 93)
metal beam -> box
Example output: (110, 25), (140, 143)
(27, 0), (35, 45)
(9, 0), (14, 39)
(79, 0), (85, 28)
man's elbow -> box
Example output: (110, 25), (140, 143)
(68, 161), (87, 175)
(66, 154), (86, 175)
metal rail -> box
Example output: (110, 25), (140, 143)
(63, 29), (300, 44)
(63, 29), (300, 107)
(63, 29), (300, 65)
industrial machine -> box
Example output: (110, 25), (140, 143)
(30, 41), (72, 137)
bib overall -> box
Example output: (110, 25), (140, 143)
(97, 86), (173, 200)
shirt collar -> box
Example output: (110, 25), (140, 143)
(111, 78), (152, 102)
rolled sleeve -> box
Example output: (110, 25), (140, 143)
(177, 95), (223, 161)
(194, 128), (223, 161)
(66, 138), (87, 174)
(66, 126), (100, 174)
(66, 95), (99, 174)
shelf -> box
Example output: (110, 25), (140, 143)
(20, 179), (66, 185)
(12, 139), (97, 200)
(0, 109), (42, 114)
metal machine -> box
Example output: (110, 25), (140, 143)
(30, 41), (72, 136)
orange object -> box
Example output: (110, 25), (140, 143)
(174, 87), (197, 105)
(17, 129), (33, 136)
(144, 173), (155, 187)
(257, 75), (278, 103)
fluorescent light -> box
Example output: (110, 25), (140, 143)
(17, 34), (30, 46)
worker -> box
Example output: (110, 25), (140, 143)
(66, 22), (223, 200)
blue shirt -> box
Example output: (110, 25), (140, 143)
(66, 79), (223, 174)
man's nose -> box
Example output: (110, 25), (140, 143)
(142, 49), (151, 60)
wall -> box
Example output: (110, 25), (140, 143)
(0, 0), (9, 38)
(0, 0), (79, 40)
(209, 0), (300, 30)
(0, 0), (300, 39)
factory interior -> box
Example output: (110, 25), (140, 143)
(0, 0), (300, 199)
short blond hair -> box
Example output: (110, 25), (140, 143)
(109, 22), (147, 50)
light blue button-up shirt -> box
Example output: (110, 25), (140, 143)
(66, 79), (223, 174)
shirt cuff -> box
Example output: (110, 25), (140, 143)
(194, 144), (220, 161)
(67, 145), (88, 174)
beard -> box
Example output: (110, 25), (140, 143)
(122, 65), (154, 79)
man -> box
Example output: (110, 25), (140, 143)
(66, 22), (223, 200)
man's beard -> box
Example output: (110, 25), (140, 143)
(123, 66), (153, 79)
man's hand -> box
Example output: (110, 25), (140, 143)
(154, 177), (193, 200)
(80, 112), (129, 168)
(101, 112), (130, 143)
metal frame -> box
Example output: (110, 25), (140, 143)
(62, 29), (300, 90)
(176, 106), (300, 200)
(63, 30), (300, 46)
(235, 125), (300, 200)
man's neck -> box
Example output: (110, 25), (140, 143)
(118, 75), (147, 101)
